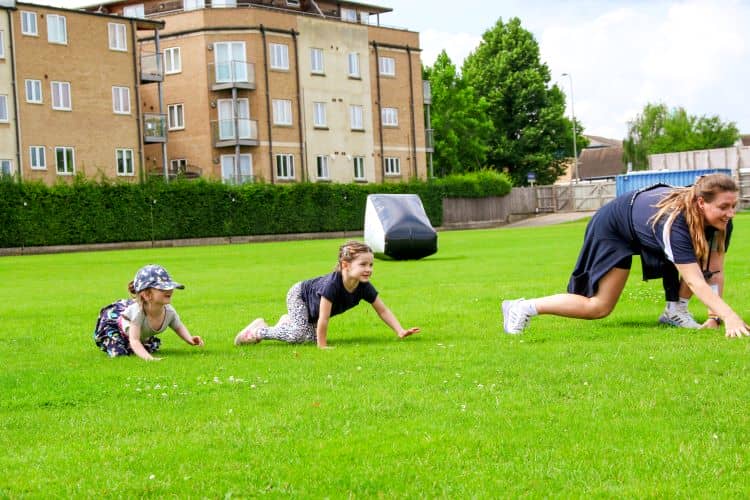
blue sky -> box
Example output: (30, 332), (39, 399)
(32, 0), (750, 140)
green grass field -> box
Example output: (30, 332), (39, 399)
(2, 215), (750, 497)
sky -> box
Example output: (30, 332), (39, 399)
(30, 0), (750, 140)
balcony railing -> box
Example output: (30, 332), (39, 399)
(425, 128), (434, 152)
(208, 61), (256, 90)
(141, 52), (164, 82)
(423, 81), (432, 105)
(143, 113), (167, 143)
(222, 173), (255, 185)
(211, 118), (259, 147)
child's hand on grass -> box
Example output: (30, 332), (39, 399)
(398, 327), (420, 339)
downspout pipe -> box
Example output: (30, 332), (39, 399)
(7, 8), (22, 181)
(406, 45), (417, 179)
(372, 41), (384, 180)
(130, 19), (145, 183)
(260, 25), (274, 183)
(291, 29), (306, 181)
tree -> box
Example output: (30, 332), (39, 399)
(423, 51), (494, 176)
(623, 103), (739, 169)
(461, 17), (580, 186)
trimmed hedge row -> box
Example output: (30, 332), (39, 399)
(0, 171), (511, 248)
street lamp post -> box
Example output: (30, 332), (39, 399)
(562, 72), (579, 183)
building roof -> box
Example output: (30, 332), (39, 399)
(77, 0), (392, 14)
(740, 134), (750, 147)
(577, 141), (625, 179)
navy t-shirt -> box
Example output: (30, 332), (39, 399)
(632, 187), (699, 265)
(300, 271), (378, 322)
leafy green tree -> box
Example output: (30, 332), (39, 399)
(424, 51), (494, 176)
(462, 17), (579, 186)
(624, 103), (739, 169)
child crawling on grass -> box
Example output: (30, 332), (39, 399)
(235, 240), (420, 349)
(93, 264), (203, 361)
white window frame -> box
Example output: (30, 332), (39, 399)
(108, 23), (127, 51)
(116, 148), (135, 176)
(312, 102), (327, 128)
(316, 155), (330, 180)
(168, 103), (185, 130)
(123, 4), (145, 18)
(379, 56), (395, 76)
(310, 47), (324, 74)
(25, 80), (42, 104)
(217, 98), (250, 140)
(272, 99), (292, 126)
(350, 105), (364, 131)
(0, 31), (4, 59)
(275, 154), (295, 180)
(286, 0), (300, 6)
(55, 146), (75, 175)
(0, 159), (12, 177)
(341, 7), (357, 22)
(30, 146), (47, 170)
(384, 157), (401, 176)
(170, 158), (187, 172)
(382, 107), (398, 127)
(0, 95), (7, 122)
(220, 154), (253, 184)
(353, 156), (365, 181)
(51, 82), (71, 111)
(47, 14), (67, 45)
(164, 47), (182, 74)
(347, 52), (360, 78)
(212, 0), (237, 7)
(21, 11), (38, 36)
(270, 43), (289, 70)
(112, 86), (131, 114)
(184, 0), (205, 10)
(214, 41), (247, 83)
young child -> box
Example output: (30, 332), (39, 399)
(235, 240), (420, 348)
(93, 264), (204, 361)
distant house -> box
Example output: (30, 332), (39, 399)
(577, 135), (626, 179)
(739, 134), (750, 147)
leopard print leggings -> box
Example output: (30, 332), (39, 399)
(257, 282), (316, 343)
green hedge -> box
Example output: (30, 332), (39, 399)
(0, 171), (511, 248)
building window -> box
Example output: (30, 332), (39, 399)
(286, 0), (300, 6)
(275, 154), (295, 179)
(55, 147), (75, 175)
(30, 146), (46, 170)
(0, 95), (7, 122)
(347, 52), (360, 78)
(316, 155), (329, 180)
(116, 148), (134, 176)
(382, 107), (398, 127)
(313, 102), (327, 128)
(25, 80), (42, 103)
(310, 47), (324, 74)
(184, 0), (205, 10)
(168, 103), (185, 130)
(47, 14), (67, 44)
(379, 56), (395, 76)
(0, 159), (12, 177)
(21, 11), (37, 36)
(112, 86), (131, 114)
(108, 23), (127, 51)
(0, 31), (4, 59)
(341, 7), (357, 22)
(123, 4), (145, 18)
(170, 158), (187, 174)
(164, 47), (181, 74)
(51, 82), (71, 110)
(221, 154), (253, 184)
(350, 105), (363, 131)
(272, 99), (292, 125)
(353, 156), (365, 180)
(270, 43), (289, 70)
(384, 157), (401, 176)
(214, 41), (247, 83)
(212, 0), (237, 6)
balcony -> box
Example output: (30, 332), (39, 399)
(209, 61), (256, 91)
(143, 113), (167, 143)
(425, 128), (434, 152)
(141, 52), (164, 83)
(423, 81), (432, 105)
(211, 118), (259, 147)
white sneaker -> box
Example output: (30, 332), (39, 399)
(502, 299), (531, 334)
(658, 304), (701, 329)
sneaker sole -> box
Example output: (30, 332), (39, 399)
(502, 299), (525, 335)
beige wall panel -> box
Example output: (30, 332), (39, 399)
(0, 10), (16, 169)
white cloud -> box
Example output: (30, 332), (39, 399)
(419, 30), (482, 68)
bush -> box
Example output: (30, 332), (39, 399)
(0, 172), (512, 248)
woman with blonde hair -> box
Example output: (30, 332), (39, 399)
(502, 174), (748, 337)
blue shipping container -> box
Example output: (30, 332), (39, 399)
(615, 168), (732, 197)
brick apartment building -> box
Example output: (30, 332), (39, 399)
(0, 0), (432, 185)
